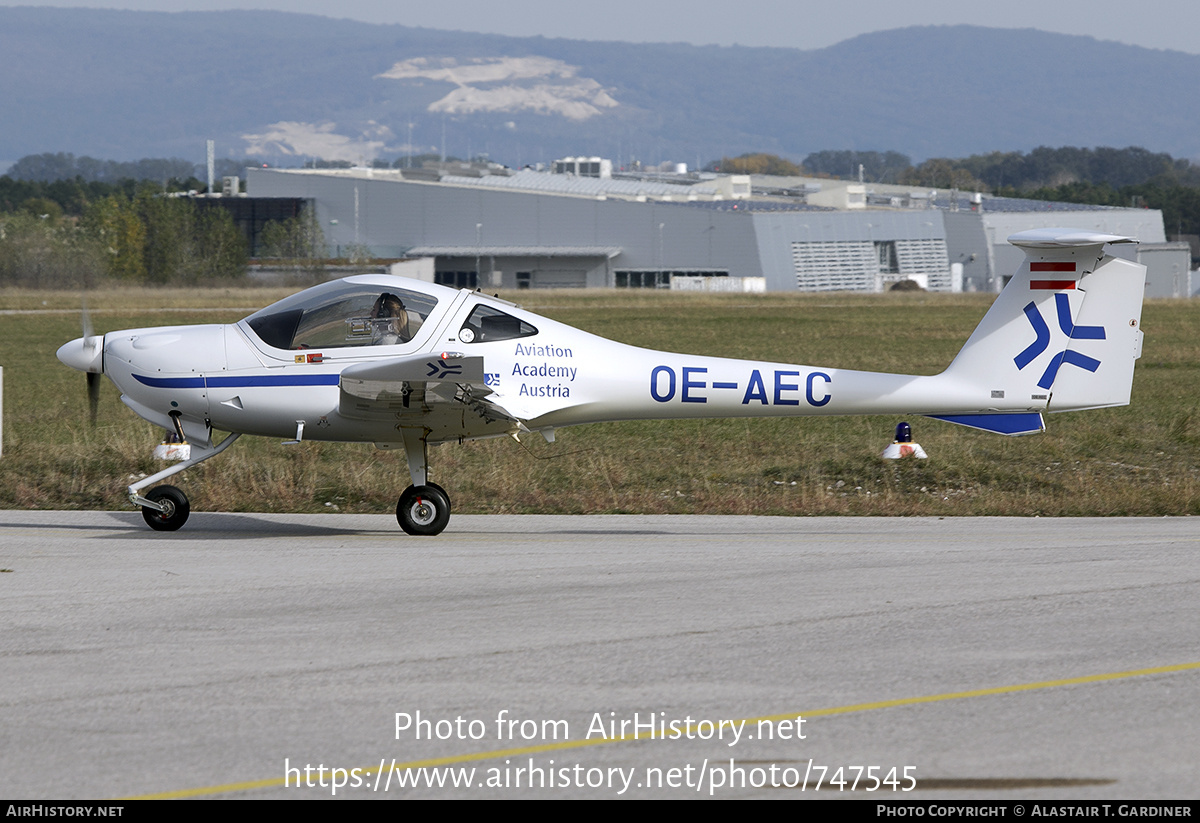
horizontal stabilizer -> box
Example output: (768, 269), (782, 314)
(926, 412), (1045, 436)
(1003, 228), (1137, 249)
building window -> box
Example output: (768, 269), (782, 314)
(435, 271), (478, 289)
(875, 241), (899, 274)
(615, 271), (670, 288)
(615, 271), (727, 288)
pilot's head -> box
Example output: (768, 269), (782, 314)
(372, 293), (405, 318)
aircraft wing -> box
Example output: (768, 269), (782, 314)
(338, 352), (527, 427)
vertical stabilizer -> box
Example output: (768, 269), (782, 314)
(944, 229), (1145, 413)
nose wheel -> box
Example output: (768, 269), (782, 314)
(140, 485), (191, 531)
(396, 484), (451, 536)
(127, 432), (241, 532)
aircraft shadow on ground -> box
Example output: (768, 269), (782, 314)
(8, 513), (383, 540)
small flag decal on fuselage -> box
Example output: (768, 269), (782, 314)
(1030, 261), (1077, 290)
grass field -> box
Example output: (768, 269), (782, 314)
(1, 286), (1197, 517)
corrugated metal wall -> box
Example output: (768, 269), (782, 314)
(249, 169), (763, 287)
(248, 169), (1169, 294)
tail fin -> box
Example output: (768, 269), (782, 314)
(943, 228), (1146, 415)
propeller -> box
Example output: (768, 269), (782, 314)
(56, 298), (105, 425)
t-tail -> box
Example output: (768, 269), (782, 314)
(932, 228), (1146, 436)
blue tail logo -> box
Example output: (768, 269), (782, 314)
(1014, 294), (1105, 389)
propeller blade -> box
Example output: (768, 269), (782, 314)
(80, 295), (101, 424)
(87, 372), (100, 425)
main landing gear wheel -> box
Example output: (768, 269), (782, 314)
(425, 482), (450, 513)
(396, 484), (450, 536)
(141, 485), (190, 532)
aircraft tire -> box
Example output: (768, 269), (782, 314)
(397, 484), (451, 536)
(141, 485), (190, 532)
(425, 482), (450, 514)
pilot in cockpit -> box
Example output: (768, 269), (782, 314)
(370, 292), (409, 345)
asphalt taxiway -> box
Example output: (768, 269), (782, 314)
(2, 512), (1197, 799)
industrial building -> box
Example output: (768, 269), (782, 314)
(242, 162), (1183, 294)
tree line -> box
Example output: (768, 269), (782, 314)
(0, 155), (332, 288)
(6, 144), (1200, 288)
(717, 146), (1197, 190)
(712, 146), (1200, 237)
(0, 186), (248, 288)
(5, 152), (255, 186)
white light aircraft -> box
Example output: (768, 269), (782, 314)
(57, 229), (1146, 535)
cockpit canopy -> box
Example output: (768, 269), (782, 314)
(242, 279), (441, 350)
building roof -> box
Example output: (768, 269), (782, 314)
(405, 245), (622, 258)
(676, 200), (829, 212)
(440, 169), (715, 200)
(963, 195), (1126, 213)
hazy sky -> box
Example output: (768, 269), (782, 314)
(6, 0), (1200, 54)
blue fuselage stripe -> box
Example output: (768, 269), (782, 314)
(133, 374), (340, 389)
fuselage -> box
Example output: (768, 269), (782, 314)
(73, 274), (1020, 449)
(52, 230), (1149, 536)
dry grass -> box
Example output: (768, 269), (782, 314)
(0, 285), (294, 312)
(1, 287), (1196, 517)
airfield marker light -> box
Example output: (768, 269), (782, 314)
(882, 421), (928, 460)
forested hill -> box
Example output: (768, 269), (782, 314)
(2, 7), (1198, 166)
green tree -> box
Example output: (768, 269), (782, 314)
(137, 187), (191, 284)
(259, 212), (326, 276)
(19, 197), (63, 222)
(191, 208), (248, 282)
(138, 191), (248, 284)
(81, 194), (146, 282)
(0, 212), (102, 288)
(898, 158), (988, 192)
(802, 150), (911, 181)
(715, 153), (803, 176)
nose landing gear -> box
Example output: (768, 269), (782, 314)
(127, 431), (242, 532)
(141, 485), (190, 531)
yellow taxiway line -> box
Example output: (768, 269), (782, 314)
(126, 660), (1200, 799)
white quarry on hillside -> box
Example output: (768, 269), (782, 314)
(242, 121), (397, 162)
(377, 56), (619, 121)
